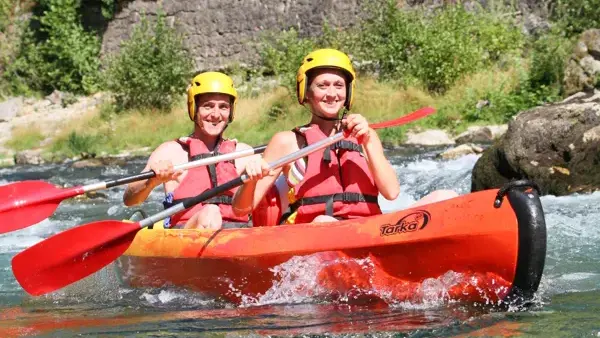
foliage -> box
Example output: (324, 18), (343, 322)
(103, 12), (194, 112)
(551, 0), (600, 38)
(259, 0), (525, 94)
(527, 27), (573, 92)
(5, 126), (45, 151)
(50, 131), (101, 157)
(258, 29), (317, 92)
(0, 0), (12, 33)
(354, 1), (525, 92)
(5, 0), (100, 95)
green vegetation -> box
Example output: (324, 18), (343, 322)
(1, 0), (599, 157)
(5, 126), (45, 151)
(4, 0), (101, 95)
(103, 12), (194, 112)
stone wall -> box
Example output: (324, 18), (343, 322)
(101, 0), (364, 70)
(100, 0), (551, 71)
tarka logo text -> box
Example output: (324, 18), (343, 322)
(380, 210), (431, 236)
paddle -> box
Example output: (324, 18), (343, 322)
(11, 107), (436, 296)
(0, 145), (267, 234)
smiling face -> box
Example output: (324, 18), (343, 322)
(305, 68), (347, 118)
(194, 93), (232, 137)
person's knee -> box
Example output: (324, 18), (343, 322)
(312, 215), (338, 223)
(430, 189), (459, 200)
(185, 205), (223, 229)
(411, 189), (459, 207)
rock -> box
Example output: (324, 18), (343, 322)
(46, 90), (64, 106)
(439, 144), (484, 160)
(405, 130), (455, 146)
(454, 125), (507, 144)
(14, 149), (44, 165)
(0, 97), (22, 122)
(563, 29), (600, 95)
(471, 94), (600, 195)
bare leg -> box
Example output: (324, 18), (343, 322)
(184, 204), (223, 229)
(312, 215), (339, 223)
(411, 189), (459, 208)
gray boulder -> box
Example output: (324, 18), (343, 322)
(471, 90), (600, 195)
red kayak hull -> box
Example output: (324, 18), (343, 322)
(116, 187), (546, 306)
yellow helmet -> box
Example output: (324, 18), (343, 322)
(187, 72), (238, 122)
(296, 48), (356, 110)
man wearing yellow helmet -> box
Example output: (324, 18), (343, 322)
(123, 71), (258, 229)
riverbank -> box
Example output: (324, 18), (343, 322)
(0, 71), (516, 167)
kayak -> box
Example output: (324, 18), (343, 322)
(115, 182), (546, 306)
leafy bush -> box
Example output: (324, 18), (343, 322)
(50, 131), (101, 157)
(259, 29), (317, 92)
(551, 0), (600, 38)
(6, 0), (100, 94)
(355, 1), (524, 92)
(259, 1), (525, 94)
(0, 0), (12, 33)
(527, 28), (573, 92)
(103, 12), (194, 112)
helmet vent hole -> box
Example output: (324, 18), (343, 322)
(195, 82), (201, 86)
(307, 58), (313, 62)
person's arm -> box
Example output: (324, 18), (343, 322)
(123, 141), (184, 206)
(232, 131), (297, 215)
(345, 114), (400, 200)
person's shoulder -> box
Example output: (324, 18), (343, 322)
(270, 130), (297, 147)
(149, 140), (185, 159)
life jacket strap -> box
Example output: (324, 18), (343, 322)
(289, 192), (379, 216)
(163, 195), (233, 209)
(323, 140), (362, 163)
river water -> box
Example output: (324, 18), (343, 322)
(1, 148), (599, 337)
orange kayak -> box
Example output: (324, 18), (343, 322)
(116, 184), (546, 306)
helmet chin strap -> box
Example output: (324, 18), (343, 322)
(312, 109), (348, 123)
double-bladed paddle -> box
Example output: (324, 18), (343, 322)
(0, 145), (267, 234)
(11, 107), (436, 296)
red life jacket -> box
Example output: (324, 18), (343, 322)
(286, 125), (382, 224)
(250, 175), (289, 227)
(166, 137), (248, 225)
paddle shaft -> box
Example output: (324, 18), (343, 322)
(82, 145), (267, 192)
(0, 145), (267, 215)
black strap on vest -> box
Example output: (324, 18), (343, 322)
(190, 152), (220, 188)
(289, 192), (379, 217)
(323, 140), (362, 163)
(163, 195), (233, 210)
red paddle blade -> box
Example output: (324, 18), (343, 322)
(0, 181), (66, 234)
(12, 220), (140, 296)
(370, 107), (436, 129)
